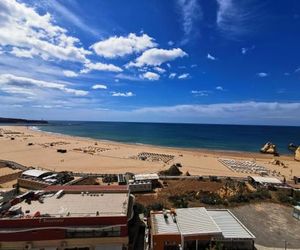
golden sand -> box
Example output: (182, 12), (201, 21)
(0, 126), (299, 180)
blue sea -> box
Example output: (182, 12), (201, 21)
(35, 121), (300, 155)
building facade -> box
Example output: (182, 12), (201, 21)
(0, 185), (134, 250)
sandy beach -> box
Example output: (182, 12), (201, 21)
(0, 125), (299, 179)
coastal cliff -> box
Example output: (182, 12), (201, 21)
(0, 117), (48, 124)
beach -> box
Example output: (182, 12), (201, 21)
(0, 125), (299, 179)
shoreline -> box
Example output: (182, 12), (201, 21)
(0, 125), (298, 177)
(28, 125), (293, 159)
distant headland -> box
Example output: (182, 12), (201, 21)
(0, 117), (48, 124)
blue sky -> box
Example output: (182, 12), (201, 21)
(0, 0), (300, 125)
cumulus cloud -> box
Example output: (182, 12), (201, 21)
(153, 67), (166, 74)
(216, 86), (224, 91)
(0, 0), (91, 63)
(63, 70), (78, 77)
(80, 62), (123, 74)
(111, 91), (134, 97)
(207, 53), (217, 60)
(178, 73), (190, 79)
(10, 47), (35, 58)
(142, 72), (160, 81)
(169, 73), (177, 79)
(91, 33), (156, 58)
(127, 48), (187, 68)
(257, 72), (268, 77)
(92, 84), (107, 90)
(0, 74), (88, 96)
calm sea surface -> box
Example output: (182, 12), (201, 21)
(35, 121), (300, 154)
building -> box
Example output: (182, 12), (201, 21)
(150, 207), (255, 250)
(128, 180), (152, 193)
(18, 169), (74, 189)
(134, 173), (159, 187)
(0, 185), (134, 250)
(248, 176), (282, 186)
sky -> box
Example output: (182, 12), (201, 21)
(0, 0), (300, 125)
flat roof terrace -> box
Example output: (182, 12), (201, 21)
(10, 192), (129, 218)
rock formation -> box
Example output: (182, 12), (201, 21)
(159, 164), (182, 176)
(288, 143), (298, 152)
(260, 142), (279, 156)
(295, 147), (300, 161)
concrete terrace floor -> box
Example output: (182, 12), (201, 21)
(231, 203), (300, 249)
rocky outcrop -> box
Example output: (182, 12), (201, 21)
(159, 164), (182, 176)
(260, 142), (279, 156)
(288, 143), (298, 152)
(295, 147), (300, 161)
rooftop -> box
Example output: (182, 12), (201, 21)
(207, 209), (255, 239)
(250, 176), (282, 184)
(151, 208), (255, 240)
(134, 173), (159, 181)
(9, 192), (129, 218)
(176, 208), (222, 236)
(151, 212), (180, 235)
(21, 169), (50, 178)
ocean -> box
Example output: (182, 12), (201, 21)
(35, 121), (300, 155)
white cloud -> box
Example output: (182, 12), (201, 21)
(295, 67), (300, 73)
(0, 0), (91, 63)
(92, 84), (107, 90)
(178, 73), (190, 79)
(169, 73), (177, 79)
(0, 73), (88, 96)
(216, 86), (224, 91)
(168, 41), (174, 46)
(115, 73), (141, 81)
(191, 90), (211, 96)
(191, 64), (197, 68)
(111, 91), (134, 97)
(257, 72), (268, 78)
(216, 0), (255, 38)
(63, 70), (78, 77)
(127, 48), (187, 68)
(90, 33), (157, 58)
(241, 45), (255, 55)
(38, 0), (100, 37)
(142, 72), (160, 81)
(10, 47), (35, 58)
(207, 53), (217, 60)
(80, 62), (123, 74)
(133, 102), (300, 125)
(153, 67), (166, 74)
(176, 0), (202, 40)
